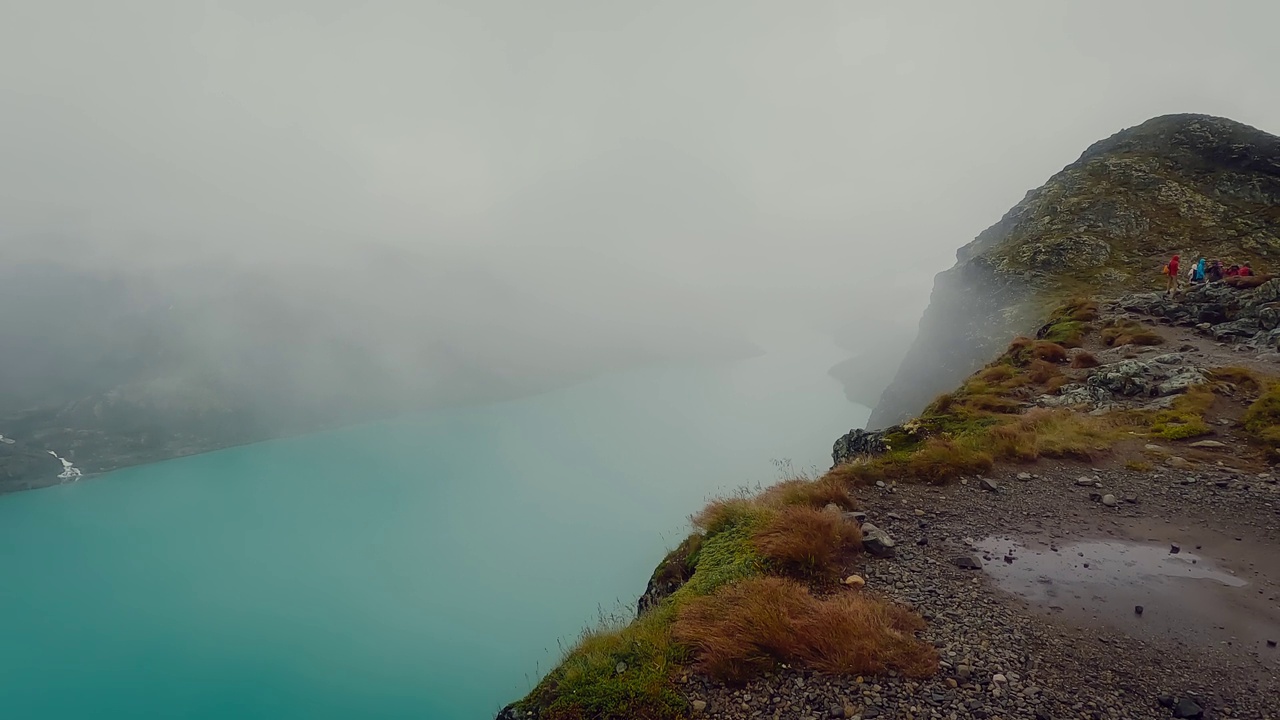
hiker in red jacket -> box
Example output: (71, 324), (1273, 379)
(1164, 254), (1181, 296)
(1240, 262), (1254, 277)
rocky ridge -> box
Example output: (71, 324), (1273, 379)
(871, 114), (1280, 429)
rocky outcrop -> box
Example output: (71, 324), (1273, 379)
(870, 114), (1280, 428)
(831, 427), (893, 465)
(1040, 353), (1208, 411)
(1118, 277), (1280, 348)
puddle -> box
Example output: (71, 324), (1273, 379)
(976, 536), (1280, 659)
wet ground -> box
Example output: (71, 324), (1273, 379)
(975, 532), (1280, 664)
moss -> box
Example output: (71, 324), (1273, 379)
(1243, 383), (1280, 455)
(522, 604), (689, 720)
(675, 516), (765, 599)
(1042, 320), (1087, 348)
(1150, 386), (1215, 440)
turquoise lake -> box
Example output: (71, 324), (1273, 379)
(0, 335), (866, 719)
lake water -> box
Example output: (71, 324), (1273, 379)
(0, 334), (866, 719)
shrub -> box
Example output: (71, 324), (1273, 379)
(1101, 320), (1164, 347)
(1052, 297), (1100, 322)
(979, 365), (1017, 383)
(752, 506), (862, 580)
(672, 577), (938, 684)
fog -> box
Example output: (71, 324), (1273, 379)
(3, 1), (1280, 451)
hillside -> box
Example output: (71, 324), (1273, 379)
(870, 114), (1280, 428)
(498, 115), (1280, 720)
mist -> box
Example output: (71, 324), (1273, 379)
(4, 1), (1280, 450)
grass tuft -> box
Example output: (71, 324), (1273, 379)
(1070, 351), (1100, 369)
(1150, 386), (1215, 440)
(1101, 319), (1164, 347)
(751, 506), (862, 580)
(672, 577), (938, 684)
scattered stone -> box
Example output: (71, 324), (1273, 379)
(1017, 471), (1032, 481)
(1102, 493), (1118, 507)
(1172, 697), (1204, 719)
(1189, 439), (1227, 449)
(1135, 605), (1144, 615)
(1158, 695), (1176, 708)
(913, 508), (925, 516)
(956, 665), (972, 679)
(1170, 543), (1182, 554)
(1124, 493), (1139, 503)
(951, 555), (982, 570)
(992, 673), (1007, 683)
(615, 661), (626, 674)
(842, 574), (866, 587)
(1167, 456), (1192, 469)
(875, 481), (886, 488)
(1268, 639), (1277, 648)
(1076, 477), (1097, 486)
(859, 523), (896, 558)
(692, 699), (707, 713)
(980, 477), (999, 492)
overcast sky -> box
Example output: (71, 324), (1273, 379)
(3, 0), (1279, 341)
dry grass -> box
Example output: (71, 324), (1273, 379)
(986, 408), (1124, 461)
(752, 506), (862, 580)
(757, 475), (858, 512)
(1101, 319), (1165, 347)
(1071, 351), (1100, 369)
(1209, 366), (1263, 394)
(672, 577), (938, 684)
(1027, 359), (1061, 384)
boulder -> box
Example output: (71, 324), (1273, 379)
(832, 428), (892, 466)
(859, 523), (897, 558)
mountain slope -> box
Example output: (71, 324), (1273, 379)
(869, 113), (1280, 428)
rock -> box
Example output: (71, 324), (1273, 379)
(843, 511), (868, 525)
(1188, 439), (1227, 448)
(980, 477), (999, 492)
(1124, 493), (1139, 503)
(842, 575), (866, 587)
(1076, 476), (1097, 486)
(615, 661), (626, 674)
(1101, 493), (1118, 507)
(1135, 605), (1144, 615)
(1172, 697), (1204, 718)
(992, 673), (1007, 683)
(1167, 456), (1192, 469)
(1144, 443), (1167, 452)
(843, 705), (857, 719)
(832, 428), (893, 465)
(860, 523), (897, 558)
(875, 481), (886, 489)
(956, 665), (973, 679)
(1158, 695), (1176, 708)
(692, 699), (708, 713)
(1170, 543), (1182, 554)
(951, 555), (983, 570)
(1016, 472), (1032, 481)
(1267, 639), (1277, 648)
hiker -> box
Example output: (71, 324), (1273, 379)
(1241, 262), (1254, 277)
(1227, 264), (1241, 277)
(1207, 259), (1224, 282)
(1190, 257), (1207, 284)
(1164, 254), (1181, 294)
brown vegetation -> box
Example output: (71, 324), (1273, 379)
(672, 576), (938, 684)
(1101, 319), (1164, 347)
(752, 506), (862, 580)
(1070, 350), (1100, 369)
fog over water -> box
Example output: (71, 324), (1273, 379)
(5, 2), (1280, 404)
(4, 4), (1280, 718)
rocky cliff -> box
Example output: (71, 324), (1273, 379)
(868, 114), (1280, 428)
